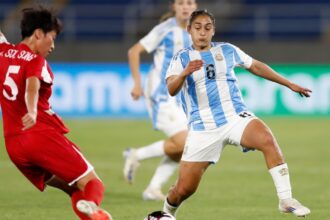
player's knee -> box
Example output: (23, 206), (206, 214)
(260, 132), (277, 151)
(167, 153), (181, 162)
(76, 171), (100, 190)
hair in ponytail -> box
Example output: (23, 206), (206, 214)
(159, 0), (175, 23)
(159, 11), (175, 23)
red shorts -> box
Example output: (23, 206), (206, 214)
(5, 130), (93, 191)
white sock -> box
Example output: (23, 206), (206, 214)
(148, 156), (178, 189)
(135, 140), (165, 161)
(269, 163), (292, 200)
(163, 197), (179, 217)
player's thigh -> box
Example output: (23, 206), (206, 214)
(21, 131), (93, 185)
(167, 130), (188, 151)
(240, 118), (278, 150)
(226, 112), (257, 152)
(5, 135), (53, 191)
(164, 129), (187, 161)
(40, 131), (94, 185)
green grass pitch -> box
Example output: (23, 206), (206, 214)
(0, 117), (329, 220)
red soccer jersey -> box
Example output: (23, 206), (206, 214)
(0, 42), (69, 136)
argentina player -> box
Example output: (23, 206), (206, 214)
(163, 9), (311, 218)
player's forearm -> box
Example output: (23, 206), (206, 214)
(25, 77), (40, 115)
(249, 59), (292, 88)
(166, 75), (186, 96)
(128, 55), (142, 85)
(128, 44), (143, 86)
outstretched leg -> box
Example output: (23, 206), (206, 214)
(74, 171), (112, 220)
(240, 118), (310, 217)
(163, 161), (210, 217)
(46, 176), (89, 219)
(47, 171), (111, 220)
(46, 171), (112, 220)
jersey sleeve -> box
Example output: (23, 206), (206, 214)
(25, 56), (51, 83)
(25, 56), (43, 78)
(139, 19), (172, 53)
(166, 52), (184, 79)
(230, 43), (253, 69)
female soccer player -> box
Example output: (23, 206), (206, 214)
(0, 7), (110, 220)
(163, 9), (311, 217)
(124, 0), (197, 201)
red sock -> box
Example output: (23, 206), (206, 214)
(83, 178), (105, 206)
(71, 190), (90, 220)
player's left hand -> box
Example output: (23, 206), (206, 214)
(22, 112), (37, 130)
(289, 83), (312, 97)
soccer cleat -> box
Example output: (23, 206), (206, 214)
(123, 148), (140, 184)
(76, 200), (112, 220)
(279, 198), (311, 217)
(143, 187), (166, 201)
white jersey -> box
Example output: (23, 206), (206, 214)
(166, 42), (253, 131)
(140, 17), (191, 102)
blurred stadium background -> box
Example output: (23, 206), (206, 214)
(1, 0), (330, 63)
(1, 0), (330, 118)
(0, 1), (329, 220)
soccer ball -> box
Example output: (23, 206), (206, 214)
(144, 211), (176, 220)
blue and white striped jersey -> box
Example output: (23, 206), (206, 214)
(140, 17), (191, 102)
(166, 42), (253, 131)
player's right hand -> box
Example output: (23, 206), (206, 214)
(131, 84), (143, 100)
(22, 112), (37, 130)
(183, 60), (204, 76)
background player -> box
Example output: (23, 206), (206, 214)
(0, 6), (111, 220)
(124, 0), (197, 201)
(163, 9), (311, 218)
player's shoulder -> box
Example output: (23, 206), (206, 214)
(29, 54), (46, 68)
(214, 42), (237, 49)
(158, 17), (176, 28)
(152, 17), (176, 34)
(214, 42), (243, 54)
(174, 47), (190, 59)
(178, 47), (190, 55)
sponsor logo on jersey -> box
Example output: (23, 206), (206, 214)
(215, 53), (223, 61)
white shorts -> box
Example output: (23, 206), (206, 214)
(181, 112), (257, 163)
(145, 96), (187, 137)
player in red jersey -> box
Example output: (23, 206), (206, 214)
(0, 6), (111, 220)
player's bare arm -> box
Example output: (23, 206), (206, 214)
(248, 59), (312, 97)
(167, 59), (203, 96)
(128, 42), (146, 100)
(22, 76), (40, 130)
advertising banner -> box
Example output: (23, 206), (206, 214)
(50, 63), (330, 117)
